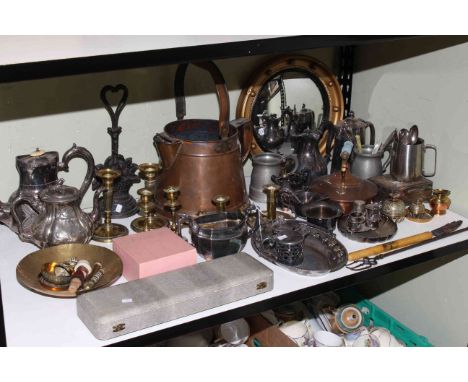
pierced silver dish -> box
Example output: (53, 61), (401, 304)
(251, 220), (348, 276)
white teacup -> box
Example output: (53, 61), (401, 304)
(279, 320), (310, 347)
(370, 327), (405, 347)
(313, 330), (344, 347)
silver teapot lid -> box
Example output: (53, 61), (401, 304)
(39, 184), (80, 203)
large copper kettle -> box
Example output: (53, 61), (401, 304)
(153, 61), (250, 217)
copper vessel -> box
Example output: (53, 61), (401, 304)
(430, 189), (451, 215)
(153, 61), (249, 217)
(309, 170), (378, 215)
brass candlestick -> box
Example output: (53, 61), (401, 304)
(212, 195), (230, 212)
(263, 184), (280, 221)
(138, 162), (161, 193)
(93, 168), (129, 242)
(131, 188), (167, 232)
(164, 186), (181, 232)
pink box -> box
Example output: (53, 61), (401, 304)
(112, 227), (197, 281)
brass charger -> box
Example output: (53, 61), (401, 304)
(16, 243), (123, 298)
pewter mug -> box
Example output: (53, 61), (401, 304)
(249, 153), (296, 203)
(351, 145), (391, 179)
(11, 184), (103, 248)
(390, 138), (437, 181)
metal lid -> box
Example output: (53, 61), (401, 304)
(39, 184), (80, 204)
(310, 172), (377, 203)
(16, 149), (59, 169)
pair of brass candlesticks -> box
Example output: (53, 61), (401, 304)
(130, 163), (168, 233)
(130, 162), (181, 233)
(92, 163), (180, 241)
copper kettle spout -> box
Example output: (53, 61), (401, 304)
(153, 133), (182, 170)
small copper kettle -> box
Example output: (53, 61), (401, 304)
(11, 183), (103, 248)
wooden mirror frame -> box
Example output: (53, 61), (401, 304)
(236, 55), (344, 157)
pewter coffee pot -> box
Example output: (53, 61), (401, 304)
(254, 112), (285, 151)
(290, 125), (327, 186)
(11, 183), (103, 248)
(0, 144), (95, 232)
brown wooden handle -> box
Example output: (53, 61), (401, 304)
(348, 232), (434, 261)
(174, 61), (230, 139)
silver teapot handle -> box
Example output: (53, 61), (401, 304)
(11, 196), (42, 246)
(176, 213), (192, 237)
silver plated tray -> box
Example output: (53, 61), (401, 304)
(251, 220), (348, 276)
(337, 215), (397, 243)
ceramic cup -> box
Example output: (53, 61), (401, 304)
(370, 327), (405, 347)
(220, 318), (250, 345)
(279, 320), (310, 347)
(312, 330), (344, 347)
(352, 332), (380, 347)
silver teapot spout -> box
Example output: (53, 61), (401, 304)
(88, 186), (105, 226)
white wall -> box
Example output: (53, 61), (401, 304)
(0, 46), (335, 210)
(352, 36), (468, 346)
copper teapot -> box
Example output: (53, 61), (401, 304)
(11, 183), (103, 248)
(0, 144), (95, 232)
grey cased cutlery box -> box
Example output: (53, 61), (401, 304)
(77, 253), (273, 340)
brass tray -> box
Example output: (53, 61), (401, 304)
(16, 243), (123, 298)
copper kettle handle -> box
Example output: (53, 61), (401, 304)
(174, 61), (230, 139)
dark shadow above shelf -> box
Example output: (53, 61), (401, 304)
(0, 35), (414, 83)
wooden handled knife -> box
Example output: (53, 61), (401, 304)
(348, 220), (464, 262)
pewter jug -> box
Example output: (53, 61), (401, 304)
(0, 144), (95, 232)
(11, 183), (103, 248)
(351, 145), (391, 179)
(390, 138), (437, 181)
(326, 112), (376, 173)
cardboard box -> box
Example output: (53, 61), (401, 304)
(245, 315), (297, 347)
(113, 227), (197, 281)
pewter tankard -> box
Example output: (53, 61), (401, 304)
(390, 138), (437, 182)
(249, 153), (296, 203)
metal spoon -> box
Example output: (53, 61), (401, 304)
(409, 125), (419, 144)
(399, 128), (410, 145)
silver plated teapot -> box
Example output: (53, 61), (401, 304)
(11, 183), (103, 248)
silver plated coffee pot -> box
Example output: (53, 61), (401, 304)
(0, 144), (95, 232)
